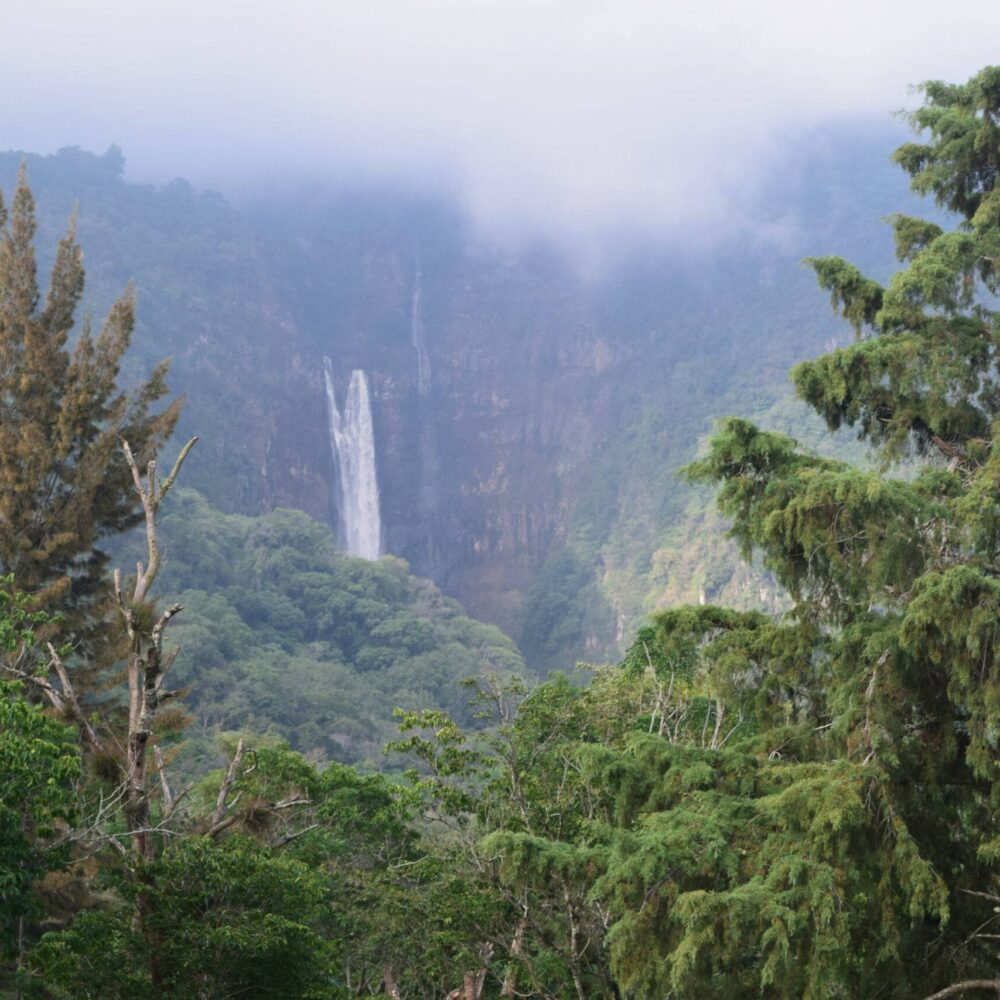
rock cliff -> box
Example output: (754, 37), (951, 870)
(0, 128), (915, 670)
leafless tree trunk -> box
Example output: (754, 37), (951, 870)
(7, 439), (197, 988)
(105, 437), (194, 862)
(563, 880), (587, 1000)
(921, 982), (1000, 999)
(8, 438), (198, 853)
(500, 915), (527, 996)
(382, 964), (401, 999)
(444, 943), (493, 1000)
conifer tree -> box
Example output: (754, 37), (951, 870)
(589, 65), (1000, 998)
(416, 65), (1000, 1000)
(0, 167), (179, 642)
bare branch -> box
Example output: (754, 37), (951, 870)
(169, 782), (194, 816)
(46, 643), (103, 755)
(155, 436), (198, 507)
(4, 662), (65, 713)
(960, 889), (1000, 905)
(104, 834), (131, 860)
(154, 648), (180, 690)
(206, 813), (240, 839)
(154, 745), (174, 814)
(120, 438), (147, 505)
(921, 981), (1000, 1000)
(272, 797), (310, 811)
(710, 698), (725, 750)
(150, 604), (183, 651)
(91, 827), (183, 844)
(276, 824), (320, 847)
(209, 738), (247, 834)
(120, 437), (196, 604)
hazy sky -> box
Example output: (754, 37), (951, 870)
(4, 1), (1000, 247)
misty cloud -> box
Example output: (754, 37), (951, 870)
(4, 0), (1000, 250)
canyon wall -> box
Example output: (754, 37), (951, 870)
(1, 129), (914, 668)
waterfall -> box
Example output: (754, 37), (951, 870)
(323, 359), (382, 560)
(411, 264), (438, 546)
(411, 265), (431, 397)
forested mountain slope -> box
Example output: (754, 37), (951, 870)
(0, 127), (918, 671)
(11, 65), (1000, 1000)
(154, 489), (525, 765)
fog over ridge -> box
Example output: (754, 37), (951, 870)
(3, 0), (1000, 253)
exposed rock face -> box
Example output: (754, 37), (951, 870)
(248, 150), (912, 662)
(2, 135), (914, 669)
(248, 199), (804, 652)
(265, 354), (336, 523)
(249, 205), (629, 644)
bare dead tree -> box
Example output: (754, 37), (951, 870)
(4, 437), (197, 862)
(444, 943), (494, 1000)
(115, 436), (197, 860)
(921, 982), (1000, 999)
(0, 438), (197, 988)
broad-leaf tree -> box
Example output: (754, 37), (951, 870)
(0, 584), (78, 971)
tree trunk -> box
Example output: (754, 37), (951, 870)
(382, 964), (401, 999)
(501, 916), (527, 996)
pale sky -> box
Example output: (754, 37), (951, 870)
(4, 1), (1000, 247)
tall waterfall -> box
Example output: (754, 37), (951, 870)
(411, 265), (431, 397)
(323, 359), (382, 560)
(411, 265), (438, 542)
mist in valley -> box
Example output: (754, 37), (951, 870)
(5, 6), (1000, 997)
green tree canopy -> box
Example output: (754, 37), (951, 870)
(621, 64), (1000, 997)
(394, 65), (1000, 1000)
(0, 582), (79, 964)
(0, 167), (178, 642)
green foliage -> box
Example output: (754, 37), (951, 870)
(0, 582), (79, 960)
(391, 671), (654, 998)
(792, 71), (1000, 467)
(686, 417), (937, 616)
(518, 549), (598, 671)
(594, 741), (947, 999)
(153, 489), (526, 763)
(190, 741), (501, 999)
(21, 65), (1000, 1000)
(0, 168), (177, 644)
(32, 837), (336, 998)
(384, 65), (1000, 999)
(0, 681), (79, 960)
(630, 64), (1000, 996)
(0, 146), (278, 515)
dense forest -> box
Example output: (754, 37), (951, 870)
(154, 489), (525, 765)
(5, 64), (1000, 999)
(0, 117), (916, 674)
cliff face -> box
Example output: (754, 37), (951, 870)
(254, 214), (612, 640)
(247, 193), (829, 659)
(3, 131), (915, 670)
(248, 125), (917, 666)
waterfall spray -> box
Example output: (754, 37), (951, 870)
(323, 359), (382, 560)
